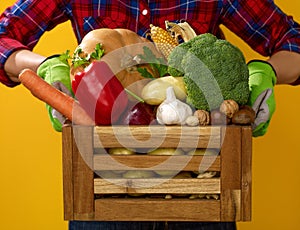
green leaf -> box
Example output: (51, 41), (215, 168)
(59, 50), (71, 63)
(70, 43), (105, 69)
(152, 62), (169, 77)
(137, 46), (169, 78)
(137, 67), (155, 79)
(90, 43), (105, 60)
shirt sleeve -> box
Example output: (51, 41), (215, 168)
(0, 0), (69, 87)
(221, 0), (300, 56)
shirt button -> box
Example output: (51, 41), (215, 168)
(142, 9), (148, 15)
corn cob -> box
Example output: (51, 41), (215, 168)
(149, 24), (179, 58)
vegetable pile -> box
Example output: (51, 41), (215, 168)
(68, 28), (160, 125)
(24, 23), (254, 128)
(136, 22), (254, 126)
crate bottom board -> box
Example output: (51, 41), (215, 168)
(92, 198), (220, 221)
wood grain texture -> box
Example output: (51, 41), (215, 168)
(241, 126), (252, 221)
(94, 125), (221, 148)
(93, 155), (221, 171)
(220, 126), (242, 190)
(94, 178), (220, 194)
(62, 124), (74, 220)
(72, 126), (95, 220)
(94, 198), (221, 221)
(62, 125), (252, 221)
(220, 126), (242, 221)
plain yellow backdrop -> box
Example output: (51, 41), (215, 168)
(0, 1), (300, 230)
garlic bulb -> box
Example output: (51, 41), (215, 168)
(156, 87), (193, 125)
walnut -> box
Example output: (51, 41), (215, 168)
(194, 110), (210, 126)
(220, 100), (239, 118)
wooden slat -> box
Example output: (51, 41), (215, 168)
(94, 198), (221, 221)
(62, 124), (74, 220)
(72, 126), (95, 220)
(94, 125), (221, 148)
(220, 126), (242, 190)
(220, 126), (242, 221)
(94, 178), (220, 194)
(93, 155), (221, 171)
(241, 126), (252, 221)
(220, 189), (241, 221)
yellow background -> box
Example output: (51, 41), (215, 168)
(0, 0), (300, 229)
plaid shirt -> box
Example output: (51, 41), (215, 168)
(1, 0), (300, 87)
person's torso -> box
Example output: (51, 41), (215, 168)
(66, 0), (224, 41)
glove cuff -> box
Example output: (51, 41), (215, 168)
(39, 54), (61, 66)
(247, 60), (277, 85)
(37, 54), (70, 80)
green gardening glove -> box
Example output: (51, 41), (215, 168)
(247, 60), (277, 137)
(37, 55), (74, 132)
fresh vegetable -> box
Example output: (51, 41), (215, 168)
(19, 69), (94, 126)
(148, 24), (179, 58)
(71, 43), (105, 70)
(108, 148), (135, 155)
(148, 21), (197, 58)
(119, 101), (157, 125)
(155, 171), (178, 177)
(187, 148), (219, 156)
(168, 33), (250, 111)
(122, 170), (156, 179)
(136, 46), (169, 78)
(72, 61), (128, 125)
(147, 148), (184, 156)
(70, 28), (159, 97)
(141, 76), (187, 105)
(156, 87), (192, 125)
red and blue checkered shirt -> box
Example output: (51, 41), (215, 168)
(1, 0), (300, 87)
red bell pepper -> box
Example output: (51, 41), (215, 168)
(72, 61), (128, 125)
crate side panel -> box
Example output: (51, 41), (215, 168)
(62, 124), (74, 220)
(94, 198), (221, 221)
(72, 126), (95, 219)
(220, 126), (242, 221)
(241, 126), (252, 221)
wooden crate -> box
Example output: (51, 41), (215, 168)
(62, 124), (252, 222)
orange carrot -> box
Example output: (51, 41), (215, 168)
(19, 69), (94, 126)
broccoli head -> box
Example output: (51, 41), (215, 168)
(168, 33), (249, 111)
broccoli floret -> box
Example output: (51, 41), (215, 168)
(168, 33), (249, 111)
(168, 41), (193, 77)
